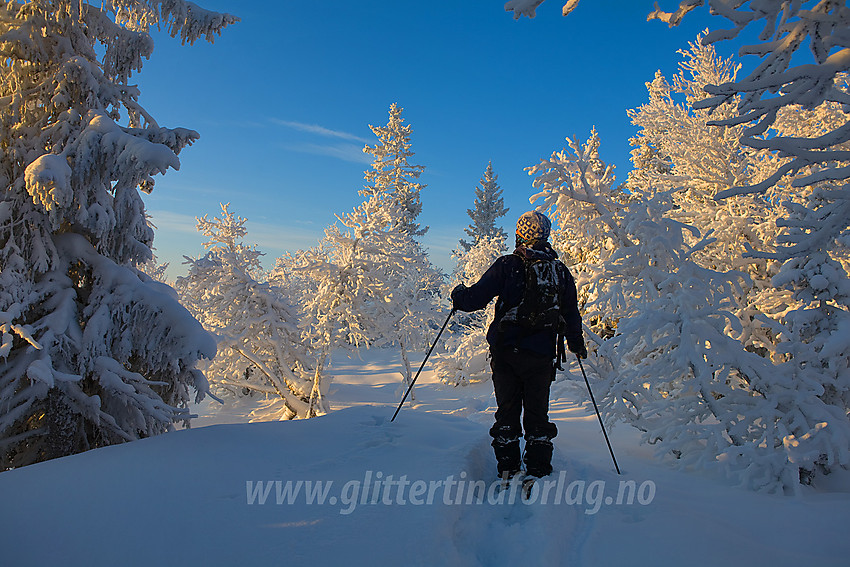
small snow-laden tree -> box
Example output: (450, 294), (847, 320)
(0, 1), (235, 468)
(176, 204), (314, 421)
(587, 193), (850, 493)
(526, 128), (631, 337)
(458, 161), (509, 253)
(382, 239), (442, 398)
(297, 193), (418, 416)
(434, 234), (507, 387)
(362, 103), (427, 238)
(527, 128), (629, 268)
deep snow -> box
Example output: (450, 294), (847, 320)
(1, 348), (848, 566)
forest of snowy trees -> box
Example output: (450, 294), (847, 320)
(1, 0), (848, 495)
(178, 103), (440, 419)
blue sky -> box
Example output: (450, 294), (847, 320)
(138, 1), (728, 277)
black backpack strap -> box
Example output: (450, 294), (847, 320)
(555, 331), (566, 373)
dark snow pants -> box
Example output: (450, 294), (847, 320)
(489, 346), (558, 477)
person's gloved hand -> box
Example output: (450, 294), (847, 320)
(450, 284), (466, 308)
(568, 340), (588, 359)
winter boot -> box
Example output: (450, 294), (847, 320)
(523, 437), (554, 478)
(490, 424), (521, 478)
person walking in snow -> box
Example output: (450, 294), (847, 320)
(451, 211), (586, 479)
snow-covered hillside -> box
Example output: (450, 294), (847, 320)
(1, 349), (848, 567)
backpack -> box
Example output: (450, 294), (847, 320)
(499, 252), (563, 333)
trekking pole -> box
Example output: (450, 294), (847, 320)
(577, 355), (621, 475)
(391, 309), (455, 422)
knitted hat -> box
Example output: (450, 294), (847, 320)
(516, 211), (551, 243)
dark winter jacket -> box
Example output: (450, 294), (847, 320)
(451, 242), (584, 358)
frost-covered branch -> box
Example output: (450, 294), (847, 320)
(648, 1), (850, 196)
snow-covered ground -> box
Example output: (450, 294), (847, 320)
(2, 348), (848, 566)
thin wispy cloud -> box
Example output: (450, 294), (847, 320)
(148, 209), (319, 253)
(146, 210), (203, 236)
(272, 119), (369, 144)
(283, 142), (373, 164)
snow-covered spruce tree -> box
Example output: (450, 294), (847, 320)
(362, 102), (427, 238)
(360, 103), (439, 397)
(0, 1), (235, 468)
(434, 234), (506, 386)
(458, 161), (509, 253)
(176, 204), (314, 420)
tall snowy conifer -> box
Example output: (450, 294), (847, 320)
(458, 161), (508, 252)
(0, 1), (235, 468)
(361, 103), (438, 396)
(176, 204), (314, 420)
(298, 105), (439, 410)
(362, 103), (427, 238)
